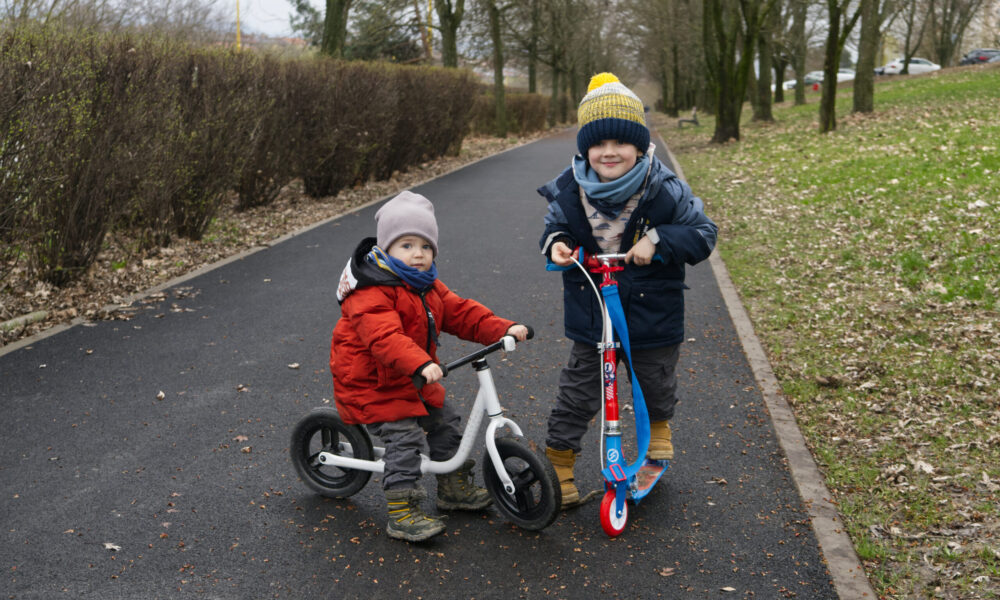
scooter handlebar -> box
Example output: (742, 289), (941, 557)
(545, 250), (663, 271)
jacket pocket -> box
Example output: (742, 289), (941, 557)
(624, 280), (686, 345)
(376, 362), (395, 389)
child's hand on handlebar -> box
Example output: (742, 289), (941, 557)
(421, 363), (444, 384)
(625, 236), (656, 266)
(506, 324), (529, 341)
(550, 241), (576, 267)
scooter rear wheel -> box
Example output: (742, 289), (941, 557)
(483, 436), (560, 531)
(290, 407), (373, 498)
(600, 489), (628, 537)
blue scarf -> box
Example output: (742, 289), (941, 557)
(367, 246), (438, 291)
(572, 153), (651, 218)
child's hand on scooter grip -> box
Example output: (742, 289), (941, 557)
(625, 235), (656, 266)
(550, 241), (576, 267)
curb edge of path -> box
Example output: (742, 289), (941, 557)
(657, 135), (876, 600)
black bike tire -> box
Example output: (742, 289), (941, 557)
(289, 407), (373, 498)
(482, 436), (560, 531)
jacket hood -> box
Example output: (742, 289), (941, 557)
(336, 237), (402, 304)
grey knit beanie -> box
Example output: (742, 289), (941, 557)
(375, 191), (439, 256)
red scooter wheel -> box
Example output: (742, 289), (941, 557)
(600, 489), (628, 536)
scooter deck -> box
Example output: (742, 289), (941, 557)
(630, 459), (669, 503)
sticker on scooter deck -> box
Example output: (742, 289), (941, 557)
(631, 459), (669, 502)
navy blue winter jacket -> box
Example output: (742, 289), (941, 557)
(539, 155), (718, 349)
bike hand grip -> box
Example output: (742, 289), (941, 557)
(525, 326), (534, 340)
(411, 363), (448, 390)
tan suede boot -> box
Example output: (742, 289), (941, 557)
(545, 447), (580, 508)
(648, 420), (674, 460)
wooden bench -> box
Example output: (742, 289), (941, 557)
(677, 107), (699, 129)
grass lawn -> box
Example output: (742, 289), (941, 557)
(652, 65), (1000, 599)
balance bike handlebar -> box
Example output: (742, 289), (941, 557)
(411, 326), (534, 389)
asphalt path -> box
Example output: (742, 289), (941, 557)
(1, 129), (840, 599)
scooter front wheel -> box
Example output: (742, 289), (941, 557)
(483, 436), (560, 531)
(600, 489), (628, 537)
(290, 407), (373, 498)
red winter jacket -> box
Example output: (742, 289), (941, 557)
(330, 238), (515, 425)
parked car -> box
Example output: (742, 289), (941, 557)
(835, 68), (856, 82)
(785, 68), (855, 88)
(959, 48), (1000, 65)
(803, 70), (824, 84)
(988, 53), (1000, 64)
(880, 57), (941, 75)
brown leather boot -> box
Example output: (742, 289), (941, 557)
(545, 447), (580, 508)
(648, 420), (674, 460)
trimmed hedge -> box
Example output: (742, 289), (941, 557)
(0, 25), (549, 288)
(468, 90), (550, 137)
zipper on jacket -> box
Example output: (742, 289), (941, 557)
(418, 289), (437, 352)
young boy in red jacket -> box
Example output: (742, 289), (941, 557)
(331, 191), (528, 542)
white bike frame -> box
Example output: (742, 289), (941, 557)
(316, 336), (524, 496)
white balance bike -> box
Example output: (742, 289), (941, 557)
(289, 328), (560, 531)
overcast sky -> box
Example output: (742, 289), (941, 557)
(223, 0), (321, 37)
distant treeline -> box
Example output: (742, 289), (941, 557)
(0, 25), (551, 287)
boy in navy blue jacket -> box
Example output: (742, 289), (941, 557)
(539, 73), (718, 508)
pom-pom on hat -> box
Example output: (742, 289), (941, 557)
(576, 72), (650, 156)
(376, 191), (439, 256)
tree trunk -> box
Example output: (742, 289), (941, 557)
(773, 58), (788, 103)
(548, 67), (560, 127)
(819, 0), (861, 133)
(753, 4), (776, 122)
(527, 0), (540, 92)
(791, 0), (807, 105)
(487, 1), (507, 137)
(321, 0), (352, 58)
(853, 0), (878, 114)
(929, 0), (984, 67)
(705, 0), (775, 143)
(435, 0), (465, 67)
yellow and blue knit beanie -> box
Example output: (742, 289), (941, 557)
(576, 72), (649, 156)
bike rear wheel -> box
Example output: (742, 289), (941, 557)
(483, 437), (559, 531)
(290, 407), (373, 498)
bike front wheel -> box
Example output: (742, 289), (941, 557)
(290, 407), (373, 498)
(483, 436), (560, 531)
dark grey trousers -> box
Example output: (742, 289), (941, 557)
(546, 340), (679, 453)
(367, 402), (463, 491)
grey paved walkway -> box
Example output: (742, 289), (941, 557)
(0, 128), (858, 598)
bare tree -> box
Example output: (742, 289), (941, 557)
(753, 1), (781, 121)
(703, 0), (779, 143)
(895, 0), (930, 73)
(853, 0), (897, 113)
(497, 0), (543, 92)
(321, 0), (352, 57)
(789, 0), (810, 104)
(928, 0), (985, 66)
(818, 0), (861, 133)
(624, 0), (703, 116)
(434, 0), (465, 67)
